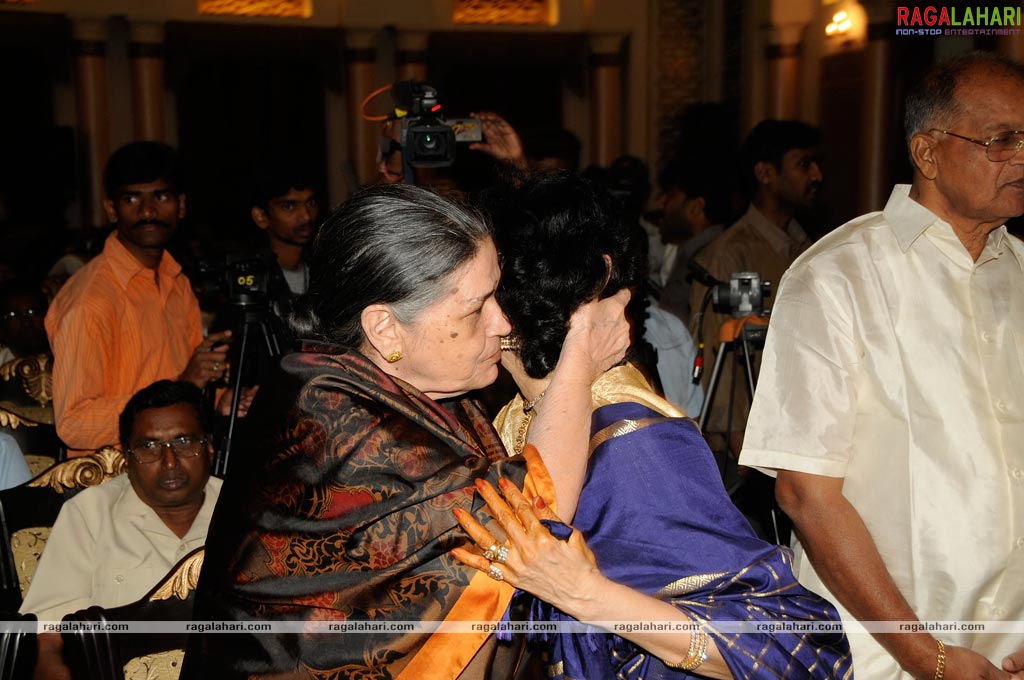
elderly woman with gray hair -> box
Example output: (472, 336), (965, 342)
(182, 183), (628, 679)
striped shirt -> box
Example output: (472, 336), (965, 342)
(46, 232), (203, 454)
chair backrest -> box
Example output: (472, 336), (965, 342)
(0, 448), (125, 610)
(0, 353), (62, 473)
(0, 611), (35, 680)
(61, 548), (204, 680)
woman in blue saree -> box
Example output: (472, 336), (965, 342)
(453, 172), (852, 679)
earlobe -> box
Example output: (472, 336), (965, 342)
(754, 161), (776, 185)
(909, 134), (939, 180)
(688, 197), (706, 220)
(251, 206), (269, 230)
(178, 193), (187, 220)
(360, 304), (402, 362)
(103, 199), (118, 224)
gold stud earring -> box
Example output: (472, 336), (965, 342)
(386, 351), (403, 363)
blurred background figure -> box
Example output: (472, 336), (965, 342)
(0, 283), (49, 366)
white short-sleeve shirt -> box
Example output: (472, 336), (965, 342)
(742, 185), (1024, 678)
(20, 473), (222, 621)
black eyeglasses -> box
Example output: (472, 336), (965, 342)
(931, 129), (1024, 162)
(126, 436), (209, 464)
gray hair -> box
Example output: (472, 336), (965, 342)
(290, 184), (491, 349)
(905, 51), (1024, 147)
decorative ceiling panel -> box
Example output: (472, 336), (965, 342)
(453, 0), (555, 25)
(198, 0), (311, 18)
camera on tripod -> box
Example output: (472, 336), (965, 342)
(390, 80), (482, 168)
(711, 272), (771, 317)
(194, 254), (271, 309)
(223, 255), (270, 308)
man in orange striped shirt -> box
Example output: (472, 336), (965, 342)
(46, 142), (232, 455)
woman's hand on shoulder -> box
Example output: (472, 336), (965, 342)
(560, 289), (631, 383)
(451, 477), (605, 616)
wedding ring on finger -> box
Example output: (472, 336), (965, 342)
(493, 545), (509, 564)
(483, 542), (500, 561)
(488, 564), (505, 582)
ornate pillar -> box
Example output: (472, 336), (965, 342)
(396, 31), (428, 84)
(589, 34), (625, 167)
(764, 23), (804, 120)
(73, 18), (111, 228)
(763, 0), (813, 121)
(129, 21), (165, 142)
(859, 0), (895, 213)
(345, 30), (379, 187)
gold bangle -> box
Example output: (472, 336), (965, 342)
(666, 629), (709, 671)
(934, 639), (946, 680)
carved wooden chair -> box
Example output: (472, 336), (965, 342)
(0, 448), (125, 610)
(0, 353), (62, 474)
(61, 548), (204, 680)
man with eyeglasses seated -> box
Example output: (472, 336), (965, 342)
(741, 51), (1024, 679)
(21, 379), (220, 621)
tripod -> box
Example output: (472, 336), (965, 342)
(698, 314), (767, 433)
(697, 314), (789, 545)
(213, 300), (282, 476)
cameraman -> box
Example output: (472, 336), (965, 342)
(688, 120), (821, 459)
(250, 162), (320, 319)
(46, 142), (250, 455)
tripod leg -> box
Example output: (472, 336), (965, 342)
(215, 321), (252, 477)
(698, 342), (731, 431)
(258, 320), (282, 357)
(740, 331), (758, 401)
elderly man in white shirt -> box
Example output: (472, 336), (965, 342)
(21, 379), (221, 679)
(742, 52), (1024, 680)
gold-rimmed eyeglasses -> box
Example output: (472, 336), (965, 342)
(126, 436), (209, 464)
(930, 129), (1024, 162)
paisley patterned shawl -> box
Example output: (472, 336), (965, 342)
(498, 365), (853, 679)
(183, 346), (549, 680)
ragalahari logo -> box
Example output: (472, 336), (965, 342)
(896, 5), (1021, 36)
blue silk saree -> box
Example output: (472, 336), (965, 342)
(495, 365), (852, 679)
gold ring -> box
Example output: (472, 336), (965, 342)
(493, 545), (509, 564)
(483, 542), (500, 561)
(487, 564), (504, 582)
(213, 362), (222, 372)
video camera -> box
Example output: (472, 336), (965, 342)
(193, 253), (271, 309)
(711, 272), (771, 318)
(390, 81), (482, 168)
(687, 261), (772, 318)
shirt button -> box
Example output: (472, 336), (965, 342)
(996, 400), (1008, 413)
(115, 574), (125, 584)
(178, 544), (187, 552)
(982, 331), (994, 342)
(1016, 538), (1024, 550)
(993, 607), (1007, 617)
(1011, 468), (1023, 481)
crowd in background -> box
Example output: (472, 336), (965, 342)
(3, 49), (1024, 680)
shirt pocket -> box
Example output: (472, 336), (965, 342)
(92, 566), (156, 609)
